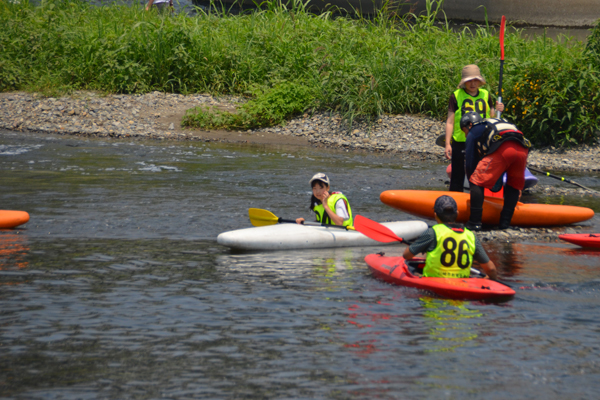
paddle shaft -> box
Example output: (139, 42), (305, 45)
(248, 208), (354, 230)
(496, 16), (506, 118)
(280, 218), (352, 230)
(527, 166), (598, 192)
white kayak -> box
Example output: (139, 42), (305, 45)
(217, 220), (428, 251)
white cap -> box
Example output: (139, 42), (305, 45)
(309, 173), (330, 186)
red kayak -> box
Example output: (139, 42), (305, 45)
(365, 253), (515, 301)
(559, 233), (600, 249)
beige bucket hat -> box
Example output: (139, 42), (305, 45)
(458, 64), (486, 88)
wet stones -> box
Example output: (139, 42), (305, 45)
(1, 90), (599, 174)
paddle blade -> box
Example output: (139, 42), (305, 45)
(248, 208), (279, 227)
(353, 215), (403, 243)
(499, 15), (506, 60)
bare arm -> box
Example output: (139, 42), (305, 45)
(479, 260), (497, 280)
(445, 111), (454, 160)
(145, 0), (155, 10)
(403, 246), (415, 260)
(322, 199), (345, 226)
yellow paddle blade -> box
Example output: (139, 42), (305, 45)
(248, 208), (279, 227)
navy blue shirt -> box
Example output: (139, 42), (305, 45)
(464, 123), (487, 179)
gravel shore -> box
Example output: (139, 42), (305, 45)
(2, 90), (599, 172)
(1, 90), (598, 243)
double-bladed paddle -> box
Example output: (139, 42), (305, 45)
(527, 167), (599, 193)
(248, 208), (355, 230)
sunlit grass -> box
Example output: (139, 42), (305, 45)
(1, 0), (598, 146)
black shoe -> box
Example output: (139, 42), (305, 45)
(465, 221), (482, 231)
(497, 221), (511, 230)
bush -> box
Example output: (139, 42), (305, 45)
(504, 22), (600, 147)
(1, 0), (598, 146)
(183, 80), (317, 129)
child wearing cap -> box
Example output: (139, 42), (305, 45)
(445, 64), (504, 192)
(296, 173), (353, 227)
(403, 195), (497, 280)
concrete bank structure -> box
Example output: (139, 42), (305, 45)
(198, 0), (600, 27)
(402, 0), (600, 27)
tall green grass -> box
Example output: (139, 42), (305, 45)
(1, 0), (598, 146)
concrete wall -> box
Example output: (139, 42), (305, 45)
(194, 0), (600, 27)
(314, 0), (600, 27)
(417, 0), (600, 28)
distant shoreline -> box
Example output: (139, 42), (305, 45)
(1, 91), (599, 179)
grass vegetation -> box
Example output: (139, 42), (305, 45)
(1, 0), (598, 147)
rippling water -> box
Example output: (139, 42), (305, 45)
(1, 130), (599, 399)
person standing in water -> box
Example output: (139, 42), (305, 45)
(445, 64), (504, 192)
(296, 173), (353, 227)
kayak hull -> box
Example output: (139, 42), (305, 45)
(445, 165), (538, 191)
(365, 254), (515, 301)
(0, 210), (30, 229)
(380, 190), (595, 227)
(218, 220), (428, 251)
(559, 233), (600, 249)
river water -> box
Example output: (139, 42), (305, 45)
(1, 130), (600, 399)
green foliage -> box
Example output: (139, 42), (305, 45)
(585, 19), (600, 57)
(503, 28), (600, 147)
(183, 80), (317, 129)
(0, 0), (598, 146)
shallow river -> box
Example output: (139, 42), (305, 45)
(1, 130), (599, 399)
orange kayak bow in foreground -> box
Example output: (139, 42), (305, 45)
(0, 210), (30, 229)
(380, 190), (594, 227)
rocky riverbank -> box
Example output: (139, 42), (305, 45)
(2, 90), (599, 172)
(1, 90), (598, 243)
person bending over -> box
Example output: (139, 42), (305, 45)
(464, 118), (532, 231)
(403, 195), (497, 280)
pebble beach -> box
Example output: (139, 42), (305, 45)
(1, 90), (598, 243)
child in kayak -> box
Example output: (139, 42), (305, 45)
(403, 195), (497, 280)
(445, 65), (504, 192)
(296, 173), (353, 227)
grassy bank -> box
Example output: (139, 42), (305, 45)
(1, 0), (598, 147)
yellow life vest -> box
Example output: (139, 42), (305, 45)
(313, 192), (353, 227)
(453, 88), (491, 142)
(423, 224), (475, 278)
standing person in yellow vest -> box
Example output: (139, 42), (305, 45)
(403, 195), (497, 280)
(296, 173), (353, 227)
(444, 65), (504, 192)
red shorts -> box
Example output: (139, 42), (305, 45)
(469, 141), (529, 190)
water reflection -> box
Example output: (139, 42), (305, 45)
(0, 231), (29, 270)
(2, 131), (600, 398)
(420, 297), (483, 353)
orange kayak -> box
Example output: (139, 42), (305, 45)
(380, 190), (595, 227)
(0, 210), (30, 229)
